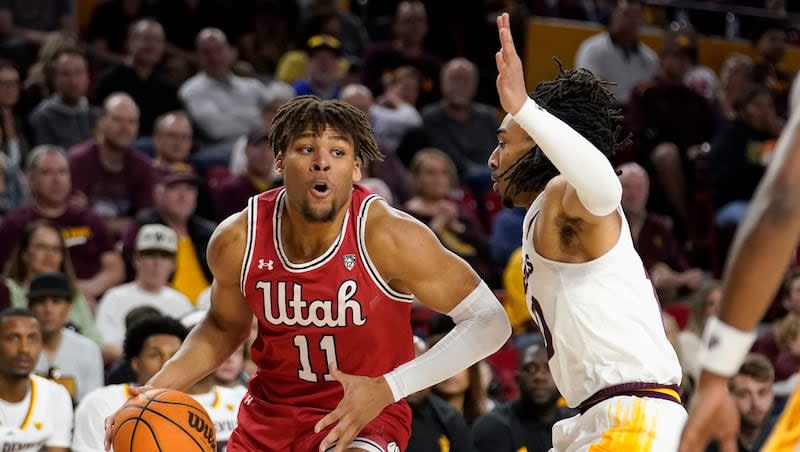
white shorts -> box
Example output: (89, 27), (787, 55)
(550, 395), (687, 452)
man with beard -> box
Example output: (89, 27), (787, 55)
(67, 93), (156, 237)
(472, 341), (574, 452)
(706, 354), (777, 452)
(0, 308), (73, 451)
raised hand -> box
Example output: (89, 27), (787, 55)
(315, 366), (394, 452)
(495, 12), (529, 115)
(678, 372), (739, 452)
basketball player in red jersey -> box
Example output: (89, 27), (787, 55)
(105, 96), (511, 452)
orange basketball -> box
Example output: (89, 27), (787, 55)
(111, 388), (216, 452)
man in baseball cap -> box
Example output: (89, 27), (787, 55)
(293, 34), (343, 99)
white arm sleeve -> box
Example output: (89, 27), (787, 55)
(513, 97), (622, 216)
(383, 281), (511, 402)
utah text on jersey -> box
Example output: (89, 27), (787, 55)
(255, 280), (368, 328)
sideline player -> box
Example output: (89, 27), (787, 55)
(106, 96), (511, 452)
(488, 13), (686, 450)
(678, 77), (800, 452)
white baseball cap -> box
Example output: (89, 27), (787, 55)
(135, 224), (177, 254)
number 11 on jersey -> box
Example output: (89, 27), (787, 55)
(293, 335), (339, 382)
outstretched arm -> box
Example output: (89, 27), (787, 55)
(495, 13), (621, 220)
(315, 201), (511, 452)
(680, 78), (800, 452)
(146, 213), (254, 390)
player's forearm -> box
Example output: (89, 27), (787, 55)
(513, 98), (621, 216)
(383, 281), (511, 401)
(717, 188), (800, 330)
(147, 316), (248, 391)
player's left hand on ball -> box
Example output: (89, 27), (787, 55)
(315, 365), (394, 452)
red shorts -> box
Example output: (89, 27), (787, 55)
(226, 391), (411, 452)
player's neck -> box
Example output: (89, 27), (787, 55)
(522, 190), (543, 210)
(0, 374), (30, 403)
(280, 202), (349, 263)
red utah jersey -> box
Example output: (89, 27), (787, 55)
(234, 185), (414, 451)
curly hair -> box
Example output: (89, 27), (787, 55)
(123, 315), (188, 362)
(269, 95), (383, 162)
(499, 61), (626, 197)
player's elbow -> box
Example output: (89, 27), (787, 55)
(485, 301), (512, 353)
(579, 176), (622, 217)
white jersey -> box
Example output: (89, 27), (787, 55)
(73, 384), (246, 452)
(0, 374), (73, 451)
(522, 195), (682, 407)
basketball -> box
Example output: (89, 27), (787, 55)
(111, 388), (216, 452)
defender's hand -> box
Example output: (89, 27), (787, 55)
(679, 372), (739, 452)
(315, 366), (394, 452)
(495, 13), (528, 115)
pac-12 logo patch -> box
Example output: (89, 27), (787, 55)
(343, 254), (356, 270)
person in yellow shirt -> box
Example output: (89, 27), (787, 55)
(121, 166), (216, 305)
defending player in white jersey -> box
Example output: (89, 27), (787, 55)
(72, 314), (245, 452)
(0, 308), (73, 452)
(489, 14), (686, 450)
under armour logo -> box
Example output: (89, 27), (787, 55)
(708, 335), (720, 349)
(258, 259), (273, 270)
(244, 394), (253, 406)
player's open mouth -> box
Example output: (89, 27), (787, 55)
(311, 182), (330, 197)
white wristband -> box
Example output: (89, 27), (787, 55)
(698, 316), (757, 377)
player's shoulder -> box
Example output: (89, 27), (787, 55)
(31, 374), (72, 405)
(363, 197), (430, 244)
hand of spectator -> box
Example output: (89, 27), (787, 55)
(679, 371), (739, 452)
(495, 13), (528, 116)
(104, 384), (155, 451)
(314, 366), (393, 452)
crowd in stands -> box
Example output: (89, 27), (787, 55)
(0, 0), (797, 451)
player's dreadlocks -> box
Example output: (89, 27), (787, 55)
(269, 95), (384, 162)
(499, 61), (626, 197)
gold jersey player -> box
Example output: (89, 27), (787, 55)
(489, 13), (686, 450)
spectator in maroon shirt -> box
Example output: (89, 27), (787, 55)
(212, 127), (280, 222)
(68, 93), (155, 238)
(361, 1), (442, 108)
(618, 162), (704, 301)
(0, 145), (124, 304)
(625, 28), (716, 227)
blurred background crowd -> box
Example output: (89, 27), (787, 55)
(0, 0), (798, 451)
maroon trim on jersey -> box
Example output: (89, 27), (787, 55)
(577, 382), (682, 415)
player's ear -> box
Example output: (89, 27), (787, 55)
(352, 157), (362, 183)
(274, 151), (284, 175)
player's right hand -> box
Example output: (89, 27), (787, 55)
(104, 385), (154, 451)
(678, 371), (739, 452)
